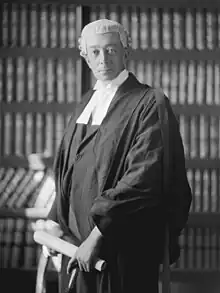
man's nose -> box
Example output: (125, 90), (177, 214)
(99, 50), (108, 64)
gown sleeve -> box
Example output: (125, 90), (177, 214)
(90, 95), (164, 238)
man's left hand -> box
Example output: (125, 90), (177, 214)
(67, 226), (102, 273)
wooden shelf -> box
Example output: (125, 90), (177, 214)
(0, 207), (49, 219)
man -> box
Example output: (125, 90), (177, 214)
(45, 19), (192, 293)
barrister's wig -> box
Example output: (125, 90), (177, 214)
(78, 19), (132, 58)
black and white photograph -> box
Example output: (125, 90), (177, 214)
(0, 1), (219, 293)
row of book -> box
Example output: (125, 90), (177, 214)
(1, 218), (220, 269)
(187, 169), (220, 213)
(0, 166), (219, 214)
(0, 168), (55, 209)
(0, 57), (219, 105)
(129, 60), (220, 105)
(0, 167), (55, 269)
(1, 112), (219, 159)
(179, 115), (220, 160)
(0, 219), (40, 269)
(0, 57), (81, 103)
(0, 157), (220, 216)
(175, 227), (220, 269)
(1, 3), (220, 49)
(1, 113), (69, 156)
(1, 3), (79, 48)
(0, 167), (219, 269)
(1, 166), (218, 214)
(91, 6), (220, 50)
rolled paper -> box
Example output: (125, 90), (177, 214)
(33, 230), (106, 271)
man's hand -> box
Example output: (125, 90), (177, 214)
(67, 226), (102, 273)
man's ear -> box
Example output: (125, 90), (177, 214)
(125, 47), (131, 59)
(123, 48), (131, 67)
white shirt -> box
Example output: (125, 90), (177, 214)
(76, 70), (129, 125)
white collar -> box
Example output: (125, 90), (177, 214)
(93, 69), (129, 91)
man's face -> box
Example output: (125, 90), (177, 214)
(85, 32), (127, 82)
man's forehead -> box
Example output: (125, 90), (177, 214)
(86, 32), (121, 47)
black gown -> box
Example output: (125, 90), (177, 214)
(58, 121), (161, 293)
(48, 73), (192, 293)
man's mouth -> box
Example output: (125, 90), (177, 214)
(99, 69), (112, 73)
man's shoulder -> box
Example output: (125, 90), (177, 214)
(139, 85), (172, 109)
(133, 85), (176, 123)
(134, 84), (162, 106)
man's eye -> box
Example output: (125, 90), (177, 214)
(92, 50), (99, 56)
(107, 48), (116, 55)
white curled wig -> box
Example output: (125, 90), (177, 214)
(78, 19), (132, 59)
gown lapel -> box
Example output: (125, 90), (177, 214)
(74, 73), (145, 155)
(74, 90), (98, 155)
